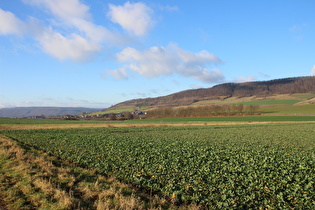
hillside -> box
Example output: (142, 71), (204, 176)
(0, 107), (101, 118)
(102, 76), (315, 113)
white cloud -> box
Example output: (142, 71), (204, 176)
(37, 28), (102, 61)
(23, 0), (111, 42)
(107, 43), (224, 84)
(108, 1), (154, 36)
(311, 65), (315, 76)
(191, 68), (224, 83)
(0, 9), (26, 35)
(116, 46), (179, 77)
(23, 0), (90, 20)
(106, 67), (129, 80)
(190, 84), (203, 89)
(233, 76), (255, 83)
(0, 0), (127, 62)
(24, 0), (110, 42)
(0, 1), (160, 62)
(0, 12), (101, 61)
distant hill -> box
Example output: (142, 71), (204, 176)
(102, 76), (315, 112)
(0, 107), (101, 118)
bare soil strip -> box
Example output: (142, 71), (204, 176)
(1, 121), (314, 131)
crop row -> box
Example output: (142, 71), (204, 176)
(2, 123), (315, 208)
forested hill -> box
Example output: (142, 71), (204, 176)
(111, 76), (315, 108)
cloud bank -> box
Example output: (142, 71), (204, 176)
(311, 65), (315, 76)
(106, 43), (224, 83)
(0, 0), (152, 61)
(0, 1), (225, 84)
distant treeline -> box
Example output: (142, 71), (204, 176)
(146, 104), (259, 118)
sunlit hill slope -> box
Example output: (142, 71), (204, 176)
(99, 76), (315, 115)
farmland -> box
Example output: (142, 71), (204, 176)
(94, 93), (315, 118)
(1, 120), (315, 208)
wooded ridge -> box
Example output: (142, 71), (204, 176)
(111, 76), (315, 108)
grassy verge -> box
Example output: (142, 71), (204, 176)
(234, 99), (302, 105)
(1, 116), (315, 131)
(260, 104), (315, 115)
(0, 135), (200, 209)
(130, 115), (315, 124)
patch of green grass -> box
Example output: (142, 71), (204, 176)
(192, 94), (313, 105)
(290, 93), (315, 100)
(2, 115), (314, 127)
(235, 100), (301, 105)
(261, 104), (315, 115)
(191, 99), (226, 106)
(129, 115), (315, 123)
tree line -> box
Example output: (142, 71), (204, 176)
(146, 104), (260, 118)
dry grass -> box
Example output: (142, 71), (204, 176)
(0, 135), (202, 209)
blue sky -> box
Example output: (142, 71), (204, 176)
(1, 0), (314, 108)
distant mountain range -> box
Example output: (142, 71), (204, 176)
(0, 107), (101, 118)
(105, 76), (315, 110)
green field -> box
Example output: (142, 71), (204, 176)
(2, 123), (315, 208)
(261, 104), (315, 115)
(131, 115), (315, 124)
(1, 115), (315, 126)
(289, 93), (315, 100)
(235, 100), (302, 105)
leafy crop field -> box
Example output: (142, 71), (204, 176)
(2, 123), (315, 208)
